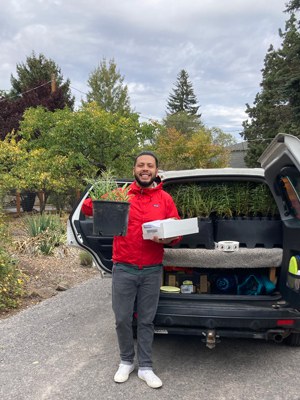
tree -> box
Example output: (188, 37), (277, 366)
(241, 14), (300, 166)
(0, 103), (157, 211)
(163, 111), (203, 136)
(167, 70), (201, 117)
(18, 102), (155, 179)
(0, 52), (74, 139)
(155, 126), (230, 170)
(10, 52), (74, 108)
(84, 58), (131, 115)
(285, 0), (300, 12)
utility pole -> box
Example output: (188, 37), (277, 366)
(51, 73), (57, 93)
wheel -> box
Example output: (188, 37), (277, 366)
(285, 332), (300, 346)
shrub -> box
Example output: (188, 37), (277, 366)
(79, 251), (93, 267)
(0, 208), (26, 310)
(0, 248), (26, 310)
(20, 214), (66, 255)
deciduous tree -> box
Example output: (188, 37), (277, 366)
(84, 58), (131, 115)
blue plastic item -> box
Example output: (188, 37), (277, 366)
(237, 274), (275, 295)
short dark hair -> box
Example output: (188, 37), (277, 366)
(134, 151), (159, 167)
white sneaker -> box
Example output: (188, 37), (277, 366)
(114, 363), (135, 383)
(138, 369), (162, 388)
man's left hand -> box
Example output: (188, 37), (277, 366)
(152, 236), (178, 245)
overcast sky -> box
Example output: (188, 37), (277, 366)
(1, 0), (290, 140)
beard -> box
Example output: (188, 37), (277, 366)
(134, 173), (157, 188)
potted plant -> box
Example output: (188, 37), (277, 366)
(87, 170), (131, 237)
(214, 182), (282, 248)
(167, 184), (215, 249)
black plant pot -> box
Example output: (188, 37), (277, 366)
(93, 200), (130, 237)
(20, 191), (36, 212)
(215, 217), (282, 248)
(174, 217), (215, 249)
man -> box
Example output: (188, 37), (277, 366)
(83, 151), (181, 388)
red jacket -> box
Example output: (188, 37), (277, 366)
(82, 181), (181, 268)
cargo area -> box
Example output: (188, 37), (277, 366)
(159, 179), (283, 298)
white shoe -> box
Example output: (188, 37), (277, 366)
(114, 363), (135, 383)
(138, 369), (162, 388)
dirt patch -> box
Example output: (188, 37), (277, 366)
(0, 216), (100, 320)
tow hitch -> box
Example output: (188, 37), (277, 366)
(202, 330), (220, 349)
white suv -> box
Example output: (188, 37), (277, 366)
(68, 133), (300, 348)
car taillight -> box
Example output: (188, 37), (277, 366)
(276, 319), (295, 326)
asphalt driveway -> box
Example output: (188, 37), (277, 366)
(1, 275), (300, 400)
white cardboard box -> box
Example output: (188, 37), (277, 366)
(142, 218), (199, 240)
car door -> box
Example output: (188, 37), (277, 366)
(259, 133), (300, 308)
(67, 180), (132, 274)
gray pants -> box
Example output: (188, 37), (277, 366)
(112, 265), (162, 368)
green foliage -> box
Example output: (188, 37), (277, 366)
(242, 14), (300, 166)
(0, 248), (26, 310)
(84, 58), (131, 115)
(19, 103), (146, 179)
(0, 209), (26, 310)
(155, 126), (231, 170)
(285, 0), (300, 12)
(167, 70), (200, 116)
(79, 251), (93, 267)
(167, 182), (278, 218)
(10, 51), (74, 108)
(87, 170), (131, 202)
(23, 214), (66, 255)
(163, 111), (203, 136)
(0, 102), (156, 211)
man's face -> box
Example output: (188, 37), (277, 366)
(133, 155), (158, 188)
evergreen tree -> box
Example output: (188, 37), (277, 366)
(0, 52), (74, 139)
(163, 111), (203, 136)
(285, 0), (300, 12)
(241, 14), (300, 166)
(10, 52), (74, 108)
(84, 58), (131, 115)
(167, 70), (201, 116)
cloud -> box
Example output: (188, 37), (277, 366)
(0, 0), (288, 139)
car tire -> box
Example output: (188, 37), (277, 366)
(285, 332), (300, 346)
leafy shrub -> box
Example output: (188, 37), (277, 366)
(0, 248), (26, 310)
(0, 208), (26, 310)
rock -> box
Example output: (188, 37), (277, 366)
(29, 287), (56, 299)
(56, 282), (71, 291)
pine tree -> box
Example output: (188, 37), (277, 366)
(167, 70), (200, 116)
(0, 52), (74, 139)
(285, 0), (300, 12)
(241, 14), (300, 166)
(85, 58), (131, 115)
(10, 52), (74, 108)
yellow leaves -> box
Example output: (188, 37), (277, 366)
(156, 127), (230, 170)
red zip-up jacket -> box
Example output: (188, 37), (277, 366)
(82, 181), (181, 268)
(113, 181), (181, 268)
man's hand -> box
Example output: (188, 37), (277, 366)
(151, 236), (178, 245)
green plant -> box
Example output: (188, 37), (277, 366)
(20, 214), (66, 255)
(167, 181), (279, 219)
(79, 251), (93, 267)
(25, 213), (62, 236)
(0, 248), (26, 310)
(87, 170), (131, 202)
